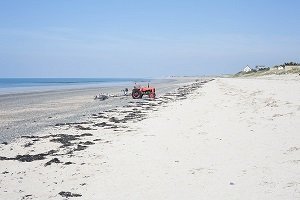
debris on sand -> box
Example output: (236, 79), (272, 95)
(54, 121), (91, 127)
(49, 133), (92, 147)
(44, 158), (61, 166)
(21, 194), (33, 200)
(109, 117), (122, 123)
(58, 191), (82, 198)
(24, 142), (34, 148)
(50, 134), (79, 147)
(64, 161), (74, 165)
(94, 94), (108, 101)
(73, 144), (88, 151)
(0, 132), (95, 163)
(75, 125), (94, 130)
(80, 133), (93, 137)
(21, 135), (43, 139)
(0, 150), (57, 162)
(79, 141), (95, 145)
(93, 122), (111, 127)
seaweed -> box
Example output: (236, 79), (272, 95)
(75, 125), (94, 130)
(58, 191), (82, 198)
(93, 122), (111, 127)
(24, 142), (34, 148)
(54, 121), (90, 127)
(79, 141), (95, 145)
(0, 150), (57, 162)
(80, 133), (93, 137)
(73, 144), (88, 152)
(64, 161), (74, 165)
(50, 134), (79, 147)
(44, 158), (61, 166)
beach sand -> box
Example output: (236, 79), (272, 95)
(0, 75), (299, 199)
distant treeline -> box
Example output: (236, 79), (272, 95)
(283, 62), (300, 66)
(274, 62), (300, 68)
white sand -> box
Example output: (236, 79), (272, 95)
(0, 75), (299, 199)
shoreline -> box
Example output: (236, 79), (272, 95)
(0, 77), (199, 143)
(0, 79), (154, 96)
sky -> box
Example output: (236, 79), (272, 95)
(0, 0), (299, 78)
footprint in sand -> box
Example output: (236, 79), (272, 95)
(189, 168), (216, 175)
(287, 147), (300, 152)
(284, 182), (300, 189)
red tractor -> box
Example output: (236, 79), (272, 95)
(132, 83), (156, 99)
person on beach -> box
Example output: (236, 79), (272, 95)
(122, 88), (128, 96)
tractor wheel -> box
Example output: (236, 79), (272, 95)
(132, 89), (142, 99)
(149, 92), (156, 99)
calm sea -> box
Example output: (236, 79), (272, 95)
(0, 78), (150, 94)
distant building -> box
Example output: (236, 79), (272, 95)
(277, 66), (285, 70)
(243, 65), (252, 72)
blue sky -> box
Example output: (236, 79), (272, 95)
(0, 0), (299, 78)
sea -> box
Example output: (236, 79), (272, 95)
(0, 78), (151, 95)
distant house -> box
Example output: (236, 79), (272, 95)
(271, 65), (285, 71)
(277, 66), (285, 70)
(243, 65), (252, 72)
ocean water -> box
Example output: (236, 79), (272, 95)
(0, 78), (150, 94)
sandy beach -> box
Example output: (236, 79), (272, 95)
(0, 75), (299, 199)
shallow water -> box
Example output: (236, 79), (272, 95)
(0, 78), (151, 95)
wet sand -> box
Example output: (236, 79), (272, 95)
(0, 78), (190, 143)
